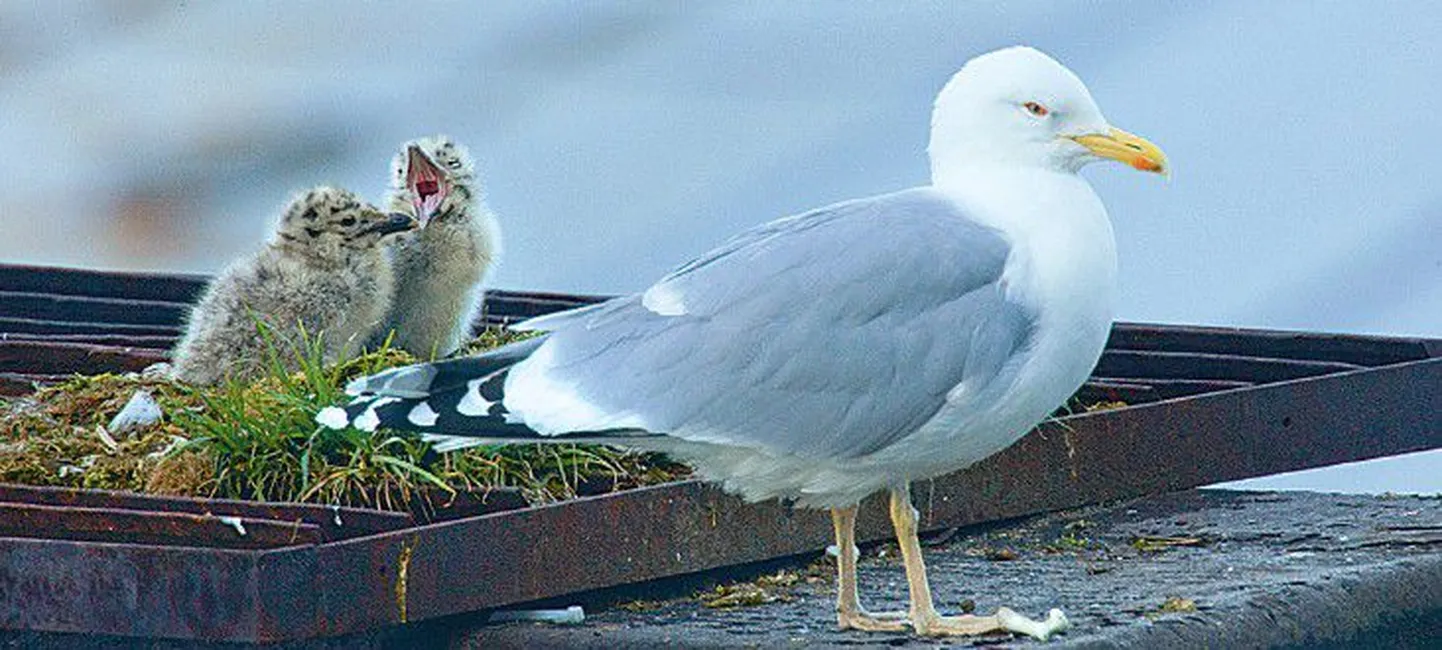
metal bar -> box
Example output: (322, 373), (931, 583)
(0, 484), (413, 541)
(1096, 349), (1362, 383)
(251, 357), (1439, 641)
(0, 537), (262, 640)
(1073, 379), (1158, 405)
(919, 357), (1442, 527)
(1108, 321), (1437, 366)
(0, 291), (188, 327)
(0, 332), (176, 349)
(0, 373), (59, 397)
(0, 502), (320, 549)
(0, 340), (164, 374)
(0, 316), (182, 338)
(1091, 376), (1254, 400)
(0, 264), (209, 304)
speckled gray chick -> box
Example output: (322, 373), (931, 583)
(171, 186), (417, 385)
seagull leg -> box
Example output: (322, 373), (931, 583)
(888, 485), (1070, 640)
(830, 505), (907, 631)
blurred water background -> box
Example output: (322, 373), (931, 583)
(1, 2), (1437, 493)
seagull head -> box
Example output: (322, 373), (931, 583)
(388, 135), (478, 226)
(928, 46), (1168, 180)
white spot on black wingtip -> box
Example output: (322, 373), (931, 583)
(456, 378), (495, 417)
(315, 407), (350, 430)
(408, 402), (439, 427)
(354, 408), (380, 432)
(353, 397), (400, 432)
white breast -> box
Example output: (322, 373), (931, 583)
(872, 167), (1118, 479)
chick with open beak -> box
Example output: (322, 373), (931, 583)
(375, 136), (502, 358)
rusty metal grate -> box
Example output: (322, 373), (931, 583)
(0, 262), (1438, 643)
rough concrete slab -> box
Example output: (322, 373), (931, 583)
(460, 489), (1442, 649)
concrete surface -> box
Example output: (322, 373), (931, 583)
(462, 489), (1442, 649)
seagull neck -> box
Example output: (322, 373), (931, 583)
(930, 164), (1095, 229)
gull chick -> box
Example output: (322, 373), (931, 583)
(172, 187), (417, 385)
(375, 136), (500, 358)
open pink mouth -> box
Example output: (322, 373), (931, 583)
(406, 146), (448, 224)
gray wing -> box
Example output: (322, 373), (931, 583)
(518, 187), (1036, 460)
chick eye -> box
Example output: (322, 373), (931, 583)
(340, 217), (356, 227)
(1023, 101), (1050, 117)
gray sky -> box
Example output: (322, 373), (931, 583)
(1, 2), (1437, 492)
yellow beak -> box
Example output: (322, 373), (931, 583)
(1069, 127), (1169, 175)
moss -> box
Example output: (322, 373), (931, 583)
(698, 567), (820, 609)
(0, 327), (691, 511)
(1131, 535), (1206, 554)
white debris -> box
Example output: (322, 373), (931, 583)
(93, 425), (119, 452)
(489, 605), (585, 625)
(825, 544), (860, 562)
(996, 607), (1071, 641)
(218, 515), (247, 536)
(146, 435), (189, 460)
(107, 390), (164, 435)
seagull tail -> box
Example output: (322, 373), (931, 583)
(314, 336), (634, 451)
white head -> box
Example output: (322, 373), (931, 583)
(928, 46), (1167, 180)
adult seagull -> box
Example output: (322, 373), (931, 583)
(319, 46), (1167, 639)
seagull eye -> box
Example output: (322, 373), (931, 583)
(1023, 101), (1050, 117)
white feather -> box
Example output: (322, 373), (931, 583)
(407, 401), (439, 427)
(456, 378), (495, 417)
(641, 283), (687, 316)
(501, 342), (651, 435)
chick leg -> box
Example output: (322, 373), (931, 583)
(830, 505), (906, 631)
(888, 485), (1070, 640)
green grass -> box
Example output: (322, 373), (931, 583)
(0, 325), (690, 511)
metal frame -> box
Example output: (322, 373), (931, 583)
(0, 263), (1438, 642)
